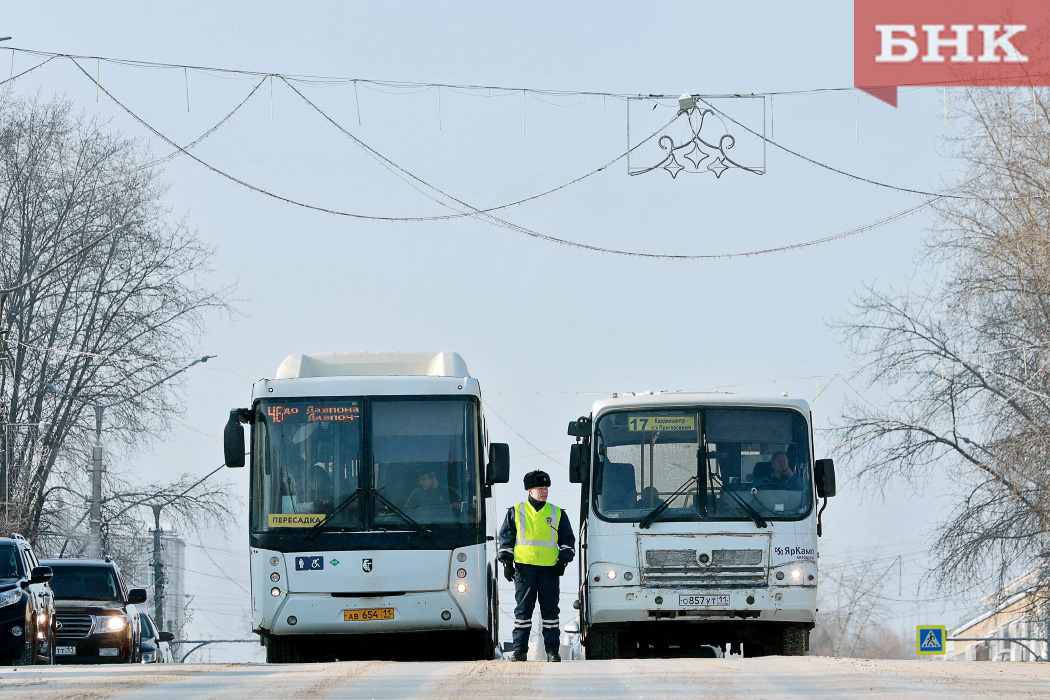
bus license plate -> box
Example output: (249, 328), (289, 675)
(679, 594), (730, 607)
(343, 608), (395, 621)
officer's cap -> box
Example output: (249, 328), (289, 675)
(523, 470), (551, 489)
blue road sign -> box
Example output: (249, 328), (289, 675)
(916, 625), (946, 655)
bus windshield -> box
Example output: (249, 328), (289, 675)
(593, 407), (812, 523)
(250, 397), (481, 532)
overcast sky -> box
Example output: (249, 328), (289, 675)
(2, 2), (973, 659)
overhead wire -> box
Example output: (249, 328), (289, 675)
(285, 76), (958, 259)
(139, 74), (268, 169)
(0, 56), (969, 259)
(18, 45), (1050, 99)
(7, 46), (1045, 206)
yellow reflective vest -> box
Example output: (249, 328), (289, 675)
(513, 501), (561, 566)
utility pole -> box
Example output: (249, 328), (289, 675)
(41, 354), (214, 557)
(151, 503), (166, 631)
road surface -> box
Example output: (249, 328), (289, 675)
(2, 657), (1048, 699)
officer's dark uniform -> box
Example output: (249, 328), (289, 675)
(497, 470), (575, 662)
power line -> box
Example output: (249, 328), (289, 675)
(0, 58), (957, 260)
(10, 47), (1046, 207)
(17, 45), (1050, 100)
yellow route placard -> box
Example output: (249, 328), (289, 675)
(268, 513), (324, 528)
(626, 415), (696, 432)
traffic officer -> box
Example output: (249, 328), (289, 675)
(497, 469), (575, 662)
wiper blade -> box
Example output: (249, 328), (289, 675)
(708, 471), (767, 528)
(640, 476), (697, 529)
(371, 489), (432, 538)
(305, 488), (363, 539)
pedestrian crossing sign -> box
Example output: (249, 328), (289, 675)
(916, 625), (946, 655)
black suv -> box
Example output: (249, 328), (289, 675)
(41, 556), (146, 664)
(0, 534), (55, 665)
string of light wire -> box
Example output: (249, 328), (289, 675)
(8, 47), (1044, 206)
(70, 58), (955, 260)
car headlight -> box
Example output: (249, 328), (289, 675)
(100, 615), (127, 632)
(141, 650), (157, 663)
(0, 588), (22, 607)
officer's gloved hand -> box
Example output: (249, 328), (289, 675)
(556, 562), (567, 577)
(503, 562), (516, 582)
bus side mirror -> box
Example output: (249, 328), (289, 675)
(567, 417), (591, 438)
(568, 443), (589, 484)
(814, 459), (836, 498)
(487, 443), (510, 484)
(224, 408), (250, 468)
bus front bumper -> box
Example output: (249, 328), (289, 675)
(264, 590), (483, 635)
(587, 585), (816, 625)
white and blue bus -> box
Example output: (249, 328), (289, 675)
(224, 352), (509, 662)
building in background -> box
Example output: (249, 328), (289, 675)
(948, 570), (1048, 662)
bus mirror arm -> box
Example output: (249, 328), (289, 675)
(817, 496), (828, 537)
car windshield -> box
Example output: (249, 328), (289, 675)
(141, 615), (157, 639)
(47, 565), (122, 601)
(0, 545), (22, 580)
(594, 407), (813, 523)
(251, 396), (481, 532)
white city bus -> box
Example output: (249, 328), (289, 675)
(223, 352), (509, 662)
(567, 392), (836, 658)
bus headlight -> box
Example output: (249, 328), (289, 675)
(607, 569), (617, 580)
(456, 582), (467, 593)
(271, 587), (282, 597)
(791, 569), (802, 580)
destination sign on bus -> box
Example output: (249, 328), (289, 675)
(266, 403), (360, 424)
(626, 415), (696, 432)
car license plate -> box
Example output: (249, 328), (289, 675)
(343, 607), (394, 621)
(56, 646), (76, 656)
(99, 647), (120, 657)
(679, 594), (730, 607)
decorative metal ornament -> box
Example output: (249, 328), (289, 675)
(631, 104), (762, 180)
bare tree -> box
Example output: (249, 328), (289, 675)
(0, 95), (234, 546)
(809, 556), (911, 659)
(833, 87), (1050, 612)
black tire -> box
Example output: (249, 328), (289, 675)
(38, 629), (55, 665)
(586, 628), (619, 660)
(266, 636), (297, 663)
(13, 635), (36, 666)
(489, 574), (499, 658)
(783, 626), (806, 656)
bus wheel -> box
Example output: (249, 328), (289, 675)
(586, 629), (619, 660)
(266, 636), (297, 663)
(783, 626), (806, 656)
